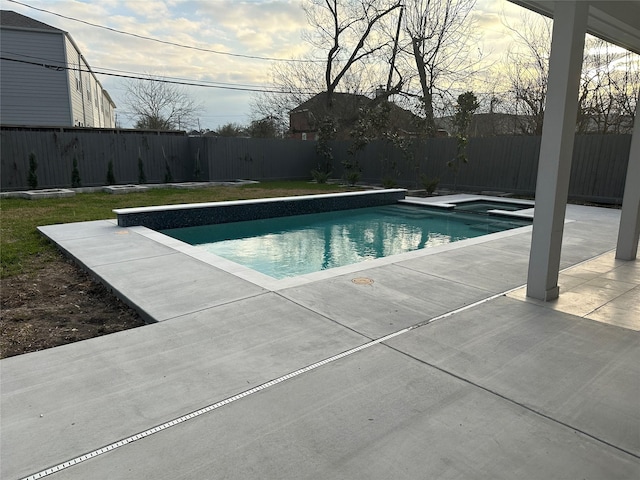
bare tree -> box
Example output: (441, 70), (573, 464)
(250, 52), (389, 133)
(502, 13), (639, 135)
(124, 75), (202, 131)
(502, 12), (551, 135)
(251, 0), (482, 139)
(401, 0), (480, 136)
(249, 58), (327, 134)
(250, 46), (396, 132)
(579, 38), (640, 134)
(303, 0), (402, 108)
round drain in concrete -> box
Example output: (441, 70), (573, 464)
(352, 277), (374, 286)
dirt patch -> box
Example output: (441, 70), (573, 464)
(1, 255), (145, 359)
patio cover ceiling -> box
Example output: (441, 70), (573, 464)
(509, 0), (640, 55)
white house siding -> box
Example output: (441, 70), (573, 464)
(0, 28), (71, 126)
(101, 90), (115, 128)
(80, 59), (94, 127)
(65, 38), (86, 127)
(90, 74), (104, 128)
(2, 16), (116, 128)
(66, 46), (112, 128)
(94, 79), (103, 128)
(62, 32), (116, 128)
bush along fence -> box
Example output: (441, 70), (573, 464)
(0, 126), (632, 204)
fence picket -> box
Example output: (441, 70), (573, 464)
(0, 127), (631, 204)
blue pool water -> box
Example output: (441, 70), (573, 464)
(161, 204), (530, 279)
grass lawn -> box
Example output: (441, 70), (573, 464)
(1, 181), (357, 278)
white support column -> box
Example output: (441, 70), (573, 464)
(615, 97), (640, 260)
(526, 1), (588, 301)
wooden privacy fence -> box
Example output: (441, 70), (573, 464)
(0, 128), (319, 191)
(0, 127), (632, 204)
(1, 128), (190, 190)
(331, 134), (631, 203)
(191, 136), (318, 182)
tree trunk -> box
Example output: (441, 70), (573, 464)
(412, 38), (437, 137)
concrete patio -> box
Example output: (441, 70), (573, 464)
(1, 196), (638, 479)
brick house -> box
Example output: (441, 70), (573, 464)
(289, 92), (421, 140)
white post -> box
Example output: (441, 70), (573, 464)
(526, 1), (588, 301)
(615, 97), (640, 260)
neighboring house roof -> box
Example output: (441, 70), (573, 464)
(290, 92), (421, 138)
(1, 10), (117, 127)
(0, 10), (63, 32)
(291, 92), (370, 120)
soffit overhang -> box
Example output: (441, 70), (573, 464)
(509, 1), (640, 55)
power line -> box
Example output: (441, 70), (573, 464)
(3, 1), (522, 100)
(7, 0), (323, 64)
(0, 55), (319, 95)
(0, 50), (283, 90)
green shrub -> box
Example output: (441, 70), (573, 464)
(138, 157), (147, 184)
(382, 177), (397, 188)
(345, 170), (361, 186)
(164, 161), (173, 183)
(27, 152), (38, 189)
(106, 160), (116, 185)
(311, 169), (331, 184)
(71, 156), (81, 188)
(194, 149), (202, 180)
(420, 174), (439, 195)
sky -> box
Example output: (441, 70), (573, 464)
(1, 0), (554, 130)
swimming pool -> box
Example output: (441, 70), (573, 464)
(161, 203), (531, 279)
(451, 200), (530, 213)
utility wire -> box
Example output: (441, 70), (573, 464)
(0, 50), (282, 90)
(7, 0), (323, 63)
(0, 56), (319, 94)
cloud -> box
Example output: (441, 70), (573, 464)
(190, 0), (308, 53)
(121, 0), (173, 20)
(8, 0), (577, 130)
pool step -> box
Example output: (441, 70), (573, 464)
(378, 205), (435, 219)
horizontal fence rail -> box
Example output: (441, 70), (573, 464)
(0, 127), (632, 204)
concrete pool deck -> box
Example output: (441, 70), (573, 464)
(1, 195), (639, 479)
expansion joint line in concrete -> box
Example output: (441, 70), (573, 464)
(20, 270), (606, 480)
(20, 328), (410, 480)
(387, 346), (640, 461)
(21, 284), (529, 480)
(168, 291), (273, 322)
(275, 291), (376, 341)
